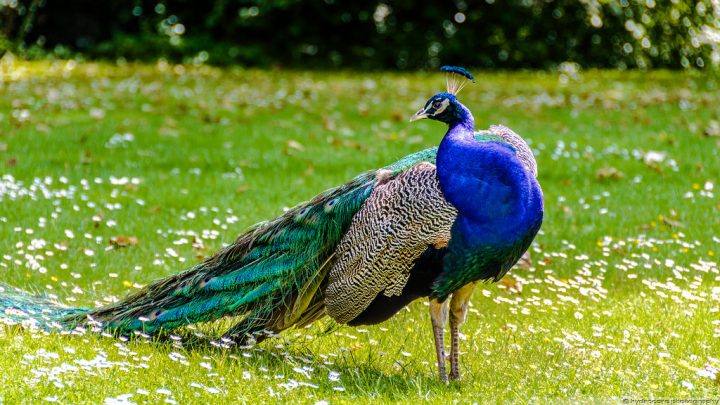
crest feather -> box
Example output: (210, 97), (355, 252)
(440, 65), (475, 95)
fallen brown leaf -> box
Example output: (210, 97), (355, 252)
(596, 166), (624, 181)
(284, 139), (305, 155)
(327, 137), (366, 150)
(516, 251), (532, 270)
(661, 215), (684, 228)
(109, 235), (140, 248)
(500, 277), (523, 294)
(36, 123), (50, 134)
(81, 150), (93, 165)
(704, 120), (720, 137)
(323, 117), (336, 131)
(192, 236), (206, 251)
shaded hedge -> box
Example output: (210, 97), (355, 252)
(1, 0), (718, 69)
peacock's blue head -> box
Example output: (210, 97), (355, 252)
(410, 65), (475, 127)
(409, 92), (463, 125)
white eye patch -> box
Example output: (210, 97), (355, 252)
(432, 98), (450, 115)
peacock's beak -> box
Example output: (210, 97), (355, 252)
(409, 108), (429, 122)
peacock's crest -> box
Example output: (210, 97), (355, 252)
(440, 65), (475, 95)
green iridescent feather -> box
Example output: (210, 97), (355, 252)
(0, 147), (439, 339)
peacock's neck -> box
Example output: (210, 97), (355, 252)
(437, 103), (475, 160)
(447, 104), (475, 136)
(436, 104), (475, 187)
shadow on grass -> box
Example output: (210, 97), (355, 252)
(148, 326), (464, 398)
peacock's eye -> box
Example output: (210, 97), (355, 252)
(432, 100), (443, 109)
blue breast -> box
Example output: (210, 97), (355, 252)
(432, 126), (544, 299)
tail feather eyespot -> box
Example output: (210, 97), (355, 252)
(175, 280), (188, 293)
(148, 309), (164, 321)
(294, 206), (312, 222)
(324, 198), (337, 212)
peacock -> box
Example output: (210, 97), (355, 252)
(0, 66), (543, 383)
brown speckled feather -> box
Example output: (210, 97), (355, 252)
(325, 162), (457, 324)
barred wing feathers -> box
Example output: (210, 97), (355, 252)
(325, 162), (457, 324)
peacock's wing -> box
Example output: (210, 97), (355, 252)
(324, 162), (457, 324)
(74, 147), (441, 338)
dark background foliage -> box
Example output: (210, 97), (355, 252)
(1, 0), (718, 69)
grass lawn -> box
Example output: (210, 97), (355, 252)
(1, 58), (719, 403)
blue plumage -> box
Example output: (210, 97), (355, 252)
(440, 65), (475, 81)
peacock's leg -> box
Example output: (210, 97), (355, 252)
(429, 297), (449, 383)
(448, 282), (478, 381)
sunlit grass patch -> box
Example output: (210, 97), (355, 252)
(1, 61), (719, 402)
